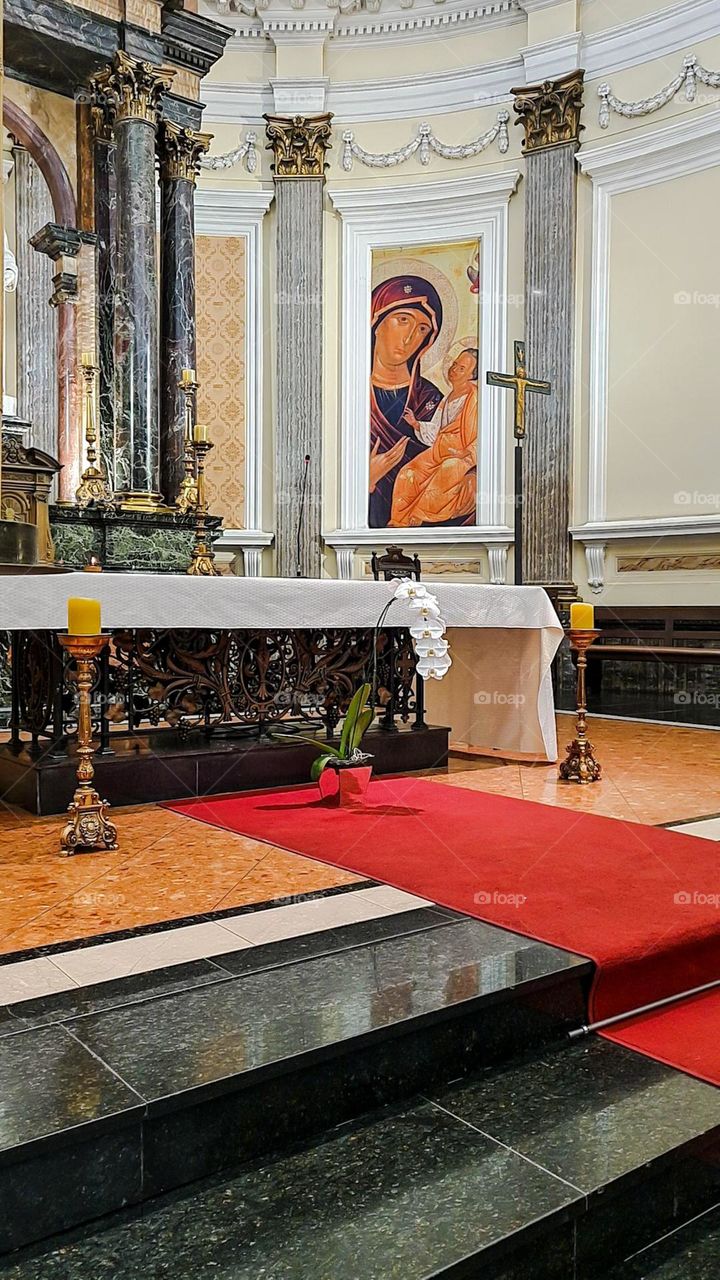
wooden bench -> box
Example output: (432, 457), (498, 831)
(583, 607), (720, 695)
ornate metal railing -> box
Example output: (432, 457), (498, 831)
(6, 626), (424, 757)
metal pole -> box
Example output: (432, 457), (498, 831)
(569, 974), (720, 1041)
(514, 439), (523, 585)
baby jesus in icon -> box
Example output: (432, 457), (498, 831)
(390, 347), (478, 527)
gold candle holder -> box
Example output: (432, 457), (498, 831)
(187, 428), (220, 576)
(58, 633), (118, 854)
(559, 629), (602, 784)
(175, 368), (200, 514)
(75, 354), (115, 510)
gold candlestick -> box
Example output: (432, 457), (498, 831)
(75, 355), (115, 509)
(175, 368), (200, 514)
(187, 428), (220, 576)
(559, 629), (602, 784)
(58, 633), (118, 854)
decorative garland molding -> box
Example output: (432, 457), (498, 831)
(200, 131), (259, 171)
(576, 108), (720, 536)
(598, 53), (720, 128)
(194, 185), (275, 571)
(201, 0), (720, 125)
(341, 111), (510, 171)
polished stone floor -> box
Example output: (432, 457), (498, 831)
(3, 1035), (720, 1279)
(1, 716), (719, 999)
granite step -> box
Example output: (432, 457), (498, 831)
(610, 1205), (720, 1278)
(0, 907), (589, 1254)
(3, 1038), (720, 1280)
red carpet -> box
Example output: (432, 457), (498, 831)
(167, 778), (720, 1085)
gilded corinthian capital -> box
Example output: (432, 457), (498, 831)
(158, 121), (213, 184)
(91, 51), (174, 127)
(264, 114), (333, 179)
(512, 70), (584, 153)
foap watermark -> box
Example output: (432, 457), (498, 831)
(674, 290), (720, 308)
(674, 490), (720, 506)
(673, 690), (720, 708)
(475, 890), (527, 908)
(474, 690), (525, 706)
(674, 890), (720, 908)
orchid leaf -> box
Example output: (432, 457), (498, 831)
(340, 682), (371, 756)
(351, 707), (374, 751)
(274, 732), (343, 757)
(311, 753), (337, 781)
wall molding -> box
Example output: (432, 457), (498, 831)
(341, 112), (509, 172)
(325, 170), (520, 554)
(576, 107), (720, 529)
(202, 0), (720, 125)
(598, 52), (720, 129)
(194, 185), (275, 571)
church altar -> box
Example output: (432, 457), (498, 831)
(2, 574), (562, 767)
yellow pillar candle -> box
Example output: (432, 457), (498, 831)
(181, 368), (196, 386)
(193, 423), (210, 443)
(570, 602), (594, 630)
(67, 597), (102, 636)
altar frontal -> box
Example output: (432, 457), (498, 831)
(0, 574), (561, 816)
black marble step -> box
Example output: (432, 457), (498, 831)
(610, 1204), (720, 1278)
(0, 908), (589, 1254)
(0, 722), (450, 814)
(4, 1039), (720, 1280)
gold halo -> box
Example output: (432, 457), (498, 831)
(371, 255), (459, 381)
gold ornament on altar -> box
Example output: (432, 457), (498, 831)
(512, 70), (585, 153)
(264, 114), (333, 179)
(176, 367), (200, 515)
(59, 610), (118, 854)
(559, 612), (602, 785)
(75, 353), (115, 510)
(187, 423), (220, 576)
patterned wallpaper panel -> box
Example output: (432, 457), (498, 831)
(196, 234), (246, 528)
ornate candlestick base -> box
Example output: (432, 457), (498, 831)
(559, 628), (602, 785)
(187, 434), (220, 577)
(58, 634), (118, 854)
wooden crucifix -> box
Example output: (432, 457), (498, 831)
(486, 340), (551, 586)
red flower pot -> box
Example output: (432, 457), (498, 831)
(317, 764), (373, 807)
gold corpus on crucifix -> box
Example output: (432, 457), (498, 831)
(486, 340), (551, 586)
(75, 354), (114, 509)
(175, 368), (200, 514)
(486, 339), (551, 441)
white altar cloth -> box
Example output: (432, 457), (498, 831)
(0, 574), (563, 761)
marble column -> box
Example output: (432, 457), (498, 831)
(28, 223), (82, 501)
(265, 114), (332, 579)
(13, 144), (57, 462)
(157, 122), (210, 504)
(512, 71), (584, 608)
(91, 52), (173, 509)
(91, 108), (116, 488)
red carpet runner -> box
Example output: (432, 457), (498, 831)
(167, 779), (720, 1086)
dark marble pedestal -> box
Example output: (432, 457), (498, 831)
(49, 506), (222, 572)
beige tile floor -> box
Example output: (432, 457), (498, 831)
(1, 714), (718, 1003)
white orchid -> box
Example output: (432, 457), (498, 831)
(409, 621), (445, 640)
(371, 576), (450, 693)
(414, 638), (449, 660)
(417, 655), (452, 680)
(406, 596), (444, 619)
(392, 580), (429, 602)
